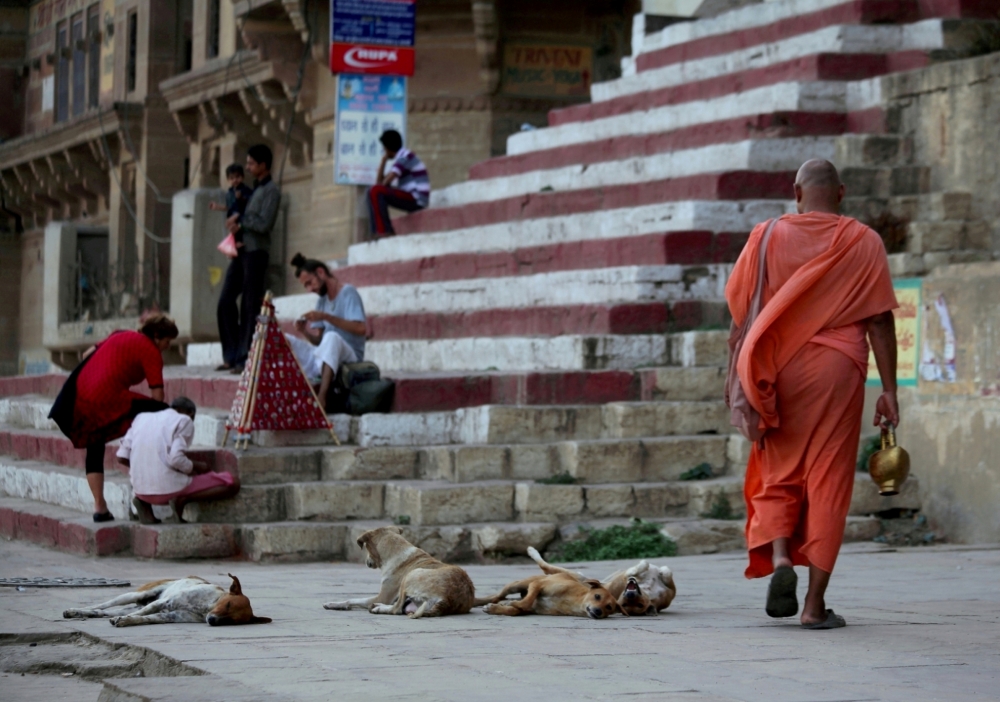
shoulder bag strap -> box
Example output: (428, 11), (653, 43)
(747, 217), (780, 319)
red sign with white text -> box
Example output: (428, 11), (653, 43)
(330, 43), (415, 76)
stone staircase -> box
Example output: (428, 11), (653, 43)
(3, 0), (984, 561)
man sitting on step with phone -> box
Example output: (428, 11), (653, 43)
(286, 253), (367, 411)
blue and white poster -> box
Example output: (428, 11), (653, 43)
(334, 73), (407, 186)
(332, 0), (416, 47)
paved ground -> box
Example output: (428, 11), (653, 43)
(0, 539), (998, 702)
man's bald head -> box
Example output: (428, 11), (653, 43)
(794, 159), (845, 214)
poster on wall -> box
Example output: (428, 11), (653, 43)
(501, 44), (593, 97)
(330, 0), (416, 75)
(867, 278), (920, 387)
(333, 73), (407, 186)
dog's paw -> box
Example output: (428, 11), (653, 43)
(322, 601), (348, 610)
(109, 616), (123, 627)
(369, 604), (395, 615)
(482, 603), (499, 614)
(63, 609), (80, 619)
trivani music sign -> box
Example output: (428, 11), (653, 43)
(867, 278), (920, 387)
(501, 43), (593, 98)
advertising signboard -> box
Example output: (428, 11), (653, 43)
(330, 0), (416, 76)
(867, 278), (920, 387)
(501, 43), (593, 97)
(333, 73), (407, 186)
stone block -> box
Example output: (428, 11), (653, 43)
(558, 440), (644, 483)
(450, 445), (509, 482)
(726, 435), (752, 478)
(660, 519), (745, 555)
(920, 191), (972, 222)
(384, 482), (514, 526)
(642, 366), (726, 401)
(343, 522), (472, 563)
(321, 446), (419, 481)
(284, 482), (385, 520)
(235, 449), (321, 485)
(835, 134), (902, 168)
(584, 484), (635, 518)
(252, 429), (338, 447)
(642, 436), (729, 481)
(907, 221), (964, 253)
(887, 253), (926, 278)
(182, 485), (285, 523)
(632, 483), (690, 518)
(459, 405), (602, 444)
(685, 478), (746, 519)
(843, 515), (882, 542)
(600, 401), (729, 439)
(850, 476), (921, 516)
(132, 524), (240, 559)
(241, 523), (348, 562)
(515, 483), (585, 522)
(356, 411), (457, 447)
(668, 330), (728, 367)
(841, 167), (891, 199)
(470, 522), (558, 556)
(963, 220), (992, 249)
(508, 444), (561, 481)
(890, 166), (930, 196)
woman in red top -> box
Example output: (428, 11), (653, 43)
(49, 314), (178, 521)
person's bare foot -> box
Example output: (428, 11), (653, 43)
(170, 498), (188, 523)
(132, 497), (160, 525)
(801, 596), (828, 626)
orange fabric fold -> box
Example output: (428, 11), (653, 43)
(725, 212), (897, 432)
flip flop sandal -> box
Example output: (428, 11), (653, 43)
(765, 565), (799, 618)
(801, 609), (846, 630)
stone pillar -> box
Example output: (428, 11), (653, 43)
(0, 233), (21, 375)
(42, 221), (76, 348)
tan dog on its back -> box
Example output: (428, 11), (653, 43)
(323, 526), (475, 618)
(603, 560), (677, 616)
(477, 547), (624, 619)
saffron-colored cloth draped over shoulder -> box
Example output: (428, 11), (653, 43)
(725, 212), (897, 579)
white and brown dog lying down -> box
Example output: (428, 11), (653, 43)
(63, 575), (272, 627)
(478, 547), (676, 618)
(323, 526), (476, 618)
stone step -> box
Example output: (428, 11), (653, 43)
(0, 456), (132, 519)
(2, 362), (730, 419)
(395, 171), (797, 237)
(842, 190), (976, 224)
(0, 496), (133, 557)
(347, 200), (790, 267)
(905, 220), (992, 253)
(840, 165), (931, 199)
(432, 137), (837, 210)
(508, 80), (866, 160)
(886, 250), (992, 278)
(599, 20), (959, 105)
(278, 264), (734, 318)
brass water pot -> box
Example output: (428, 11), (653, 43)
(867, 423), (910, 496)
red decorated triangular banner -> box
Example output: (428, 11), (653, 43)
(225, 292), (339, 448)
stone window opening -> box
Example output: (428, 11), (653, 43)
(126, 10), (138, 93)
(55, 20), (69, 122)
(207, 0), (221, 60)
(71, 12), (86, 117)
(87, 4), (101, 109)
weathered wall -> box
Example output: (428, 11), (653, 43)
(886, 51), (1000, 247)
(890, 263), (1000, 543)
(0, 233), (21, 375)
(17, 229), (44, 373)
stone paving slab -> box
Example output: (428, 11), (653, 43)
(1, 538), (998, 701)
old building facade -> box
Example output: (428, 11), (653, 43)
(0, 0), (640, 373)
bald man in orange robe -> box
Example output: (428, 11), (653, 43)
(725, 159), (900, 629)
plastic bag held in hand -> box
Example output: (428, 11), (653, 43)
(217, 233), (238, 258)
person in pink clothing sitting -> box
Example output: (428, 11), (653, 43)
(117, 397), (239, 524)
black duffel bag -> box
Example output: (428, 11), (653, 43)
(325, 361), (394, 415)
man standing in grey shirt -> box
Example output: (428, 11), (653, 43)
(217, 144), (280, 373)
(286, 253), (367, 409)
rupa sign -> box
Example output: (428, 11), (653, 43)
(330, 0), (415, 76)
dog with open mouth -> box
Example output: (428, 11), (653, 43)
(603, 560), (677, 616)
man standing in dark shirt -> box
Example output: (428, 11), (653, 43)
(216, 144), (281, 373)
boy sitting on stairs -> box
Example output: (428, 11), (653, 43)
(117, 397), (240, 524)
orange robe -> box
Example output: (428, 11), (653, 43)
(725, 212), (897, 579)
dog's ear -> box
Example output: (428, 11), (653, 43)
(249, 615), (272, 624)
(357, 532), (372, 549)
(585, 579), (603, 589)
(227, 573), (243, 596)
(617, 601), (630, 617)
(391, 525), (403, 535)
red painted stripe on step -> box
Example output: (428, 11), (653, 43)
(368, 300), (733, 341)
(470, 113), (847, 180)
(634, 1), (919, 73)
(337, 232), (749, 288)
(0, 374), (67, 399)
(394, 171), (795, 235)
(847, 107), (888, 134)
(918, 0), (1000, 19)
(552, 53), (926, 127)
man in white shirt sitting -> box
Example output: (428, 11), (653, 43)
(117, 397), (239, 524)
(286, 253), (367, 411)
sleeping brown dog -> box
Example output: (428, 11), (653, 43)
(477, 547), (625, 619)
(322, 526), (476, 618)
